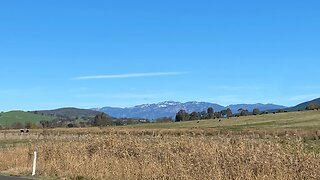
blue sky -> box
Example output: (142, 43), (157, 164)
(0, 0), (319, 111)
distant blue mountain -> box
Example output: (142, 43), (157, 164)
(94, 101), (286, 120)
(227, 103), (287, 114)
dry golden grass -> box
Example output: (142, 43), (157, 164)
(0, 128), (319, 180)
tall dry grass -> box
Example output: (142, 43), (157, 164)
(0, 129), (319, 180)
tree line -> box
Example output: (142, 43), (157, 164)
(175, 107), (266, 122)
(37, 113), (151, 129)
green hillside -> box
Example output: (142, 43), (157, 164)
(286, 98), (320, 112)
(33, 107), (100, 118)
(0, 111), (54, 127)
(125, 110), (320, 129)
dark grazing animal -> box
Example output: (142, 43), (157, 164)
(20, 129), (30, 134)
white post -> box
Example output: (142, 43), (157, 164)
(32, 151), (37, 176)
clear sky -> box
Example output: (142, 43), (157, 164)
(0, 0), (319, 111)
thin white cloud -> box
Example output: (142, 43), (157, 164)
(72, 72), (187, 80)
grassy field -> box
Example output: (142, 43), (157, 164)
(126, 110), (320, 129)
(0, 111), (54, 127)
(0, 110), (319, 179)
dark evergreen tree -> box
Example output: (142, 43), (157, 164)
(226, 108), (232, 118)
(239, 109), (249, 116)
(214, 111), (222, 118)
(91, 113), (112, 126)
(200, 111), (208, 119)
(175, 110), (189, 122)
(253, 108), (261, 115)
(190, 111), (200, 121)
(207, 107), (214, 119)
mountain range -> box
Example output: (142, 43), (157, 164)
(93, 101), (287, 120)
(3, 98), (318, 127)
(29, 98), (320, 120)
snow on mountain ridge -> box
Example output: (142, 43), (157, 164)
(95, 101), (286, 120)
